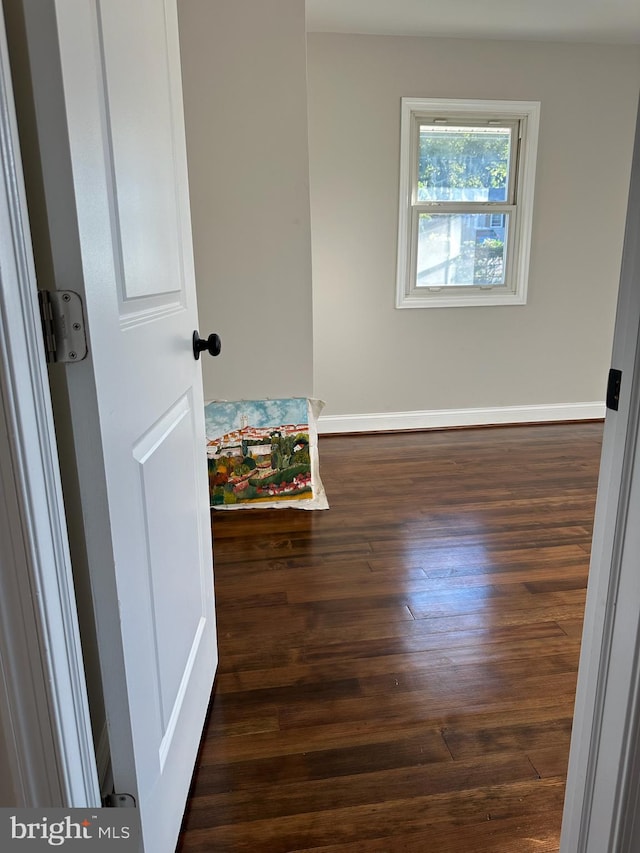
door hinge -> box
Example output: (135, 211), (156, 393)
(38, 289), (88, 363)
(103, 792), (137, 808)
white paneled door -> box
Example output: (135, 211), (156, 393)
(19, 1), (218, 849)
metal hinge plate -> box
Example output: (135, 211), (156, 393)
(103, 793), (137, 808)
(38, 289), (88, 363)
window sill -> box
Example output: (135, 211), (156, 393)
(396, 288), (528, 309)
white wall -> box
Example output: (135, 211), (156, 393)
(179, 0), (314, 403)
(307, 34), (640, 422)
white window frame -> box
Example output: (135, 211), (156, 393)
(396, 97), (540, 309)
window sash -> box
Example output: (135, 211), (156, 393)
(412, 116), (520, 210)
(409, 207), (517, 294)
(409, 118), (519, 294)
(410, 202), (516, 215)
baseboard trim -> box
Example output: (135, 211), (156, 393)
(318, 402), (606, 434)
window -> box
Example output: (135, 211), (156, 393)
(396, 98), (540, 308)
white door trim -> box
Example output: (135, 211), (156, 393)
(0, 4), (99, 807)
(561, 98), (640, 852)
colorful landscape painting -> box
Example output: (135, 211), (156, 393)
(205, 398), (327, 509)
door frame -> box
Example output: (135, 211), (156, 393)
(560, 97), (640, 852)
(0, 3), (99, 807)
(3, 0), (640, 846)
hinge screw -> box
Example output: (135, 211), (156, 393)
(62, 292), (71, 302)
(68, 351), (77, 360)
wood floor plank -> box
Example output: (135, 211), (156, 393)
(196, 695), (577, 767)
(277, 672), (578, 731)
(442, 716), (573, 760)
(185, 753), (539, 829)
(177, 422), (602, 852)
(216, 633), (581, 697)
(527, 746), (571, 779)
(289, 811), (565, 853)
(180, 778), (566, 853)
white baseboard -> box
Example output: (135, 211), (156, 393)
(318, 401), (606, 434)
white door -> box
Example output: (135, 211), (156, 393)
(18, 0), (218, 849)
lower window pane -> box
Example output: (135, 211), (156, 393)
(416, 213), (508, 287)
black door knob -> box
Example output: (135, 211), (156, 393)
(193, 331), (221, 360)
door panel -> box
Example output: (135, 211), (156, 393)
(100, 0), (183, 301)
(133, 393), (208, 731)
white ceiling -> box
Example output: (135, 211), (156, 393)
(305, 0), (640, 45)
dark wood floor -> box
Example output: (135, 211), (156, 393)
(177, 422), (603, 853)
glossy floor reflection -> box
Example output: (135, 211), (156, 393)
(178, 423), (602, 853)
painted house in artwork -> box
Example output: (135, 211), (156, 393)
(207, 423), (309, 460)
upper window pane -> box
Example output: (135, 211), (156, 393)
(417, 125), (512, 203)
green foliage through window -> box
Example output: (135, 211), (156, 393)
(418, 126), (511, 203)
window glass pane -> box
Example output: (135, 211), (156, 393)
(416, 213), (508, 287)
(417, 126), (512, 202)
